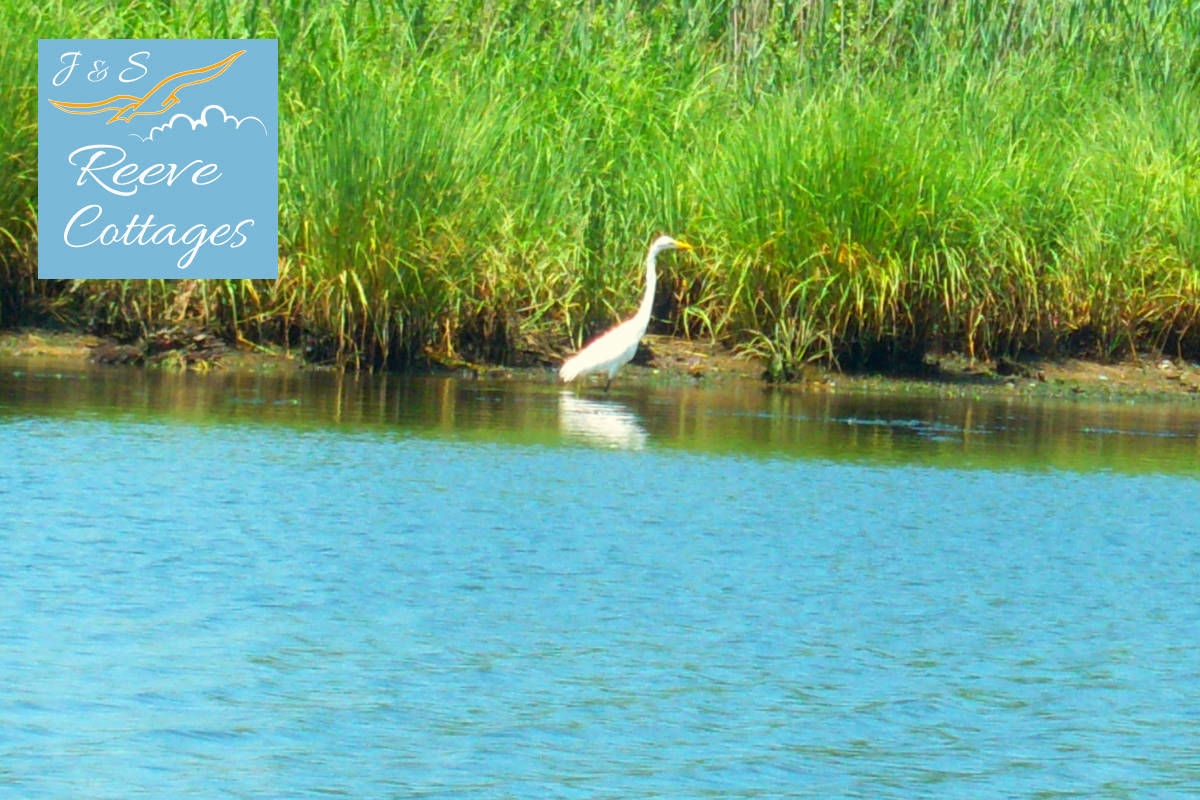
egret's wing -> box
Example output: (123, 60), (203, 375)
(559, 318), (639, 381)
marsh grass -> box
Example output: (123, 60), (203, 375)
(4, 0), (1199, 373)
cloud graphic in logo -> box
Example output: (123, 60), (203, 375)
(129, 104), (268, 143)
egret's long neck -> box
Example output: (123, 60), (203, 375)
(634, 247), (658, 327)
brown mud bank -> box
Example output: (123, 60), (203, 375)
(3, 327), (1200, 404)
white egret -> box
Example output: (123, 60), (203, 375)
(559, 235), (693, 390)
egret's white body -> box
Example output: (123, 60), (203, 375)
(559, 235), (693, 389)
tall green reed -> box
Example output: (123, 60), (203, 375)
(4, 0), (1198, 371)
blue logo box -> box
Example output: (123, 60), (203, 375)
(38, 39), (278, 279)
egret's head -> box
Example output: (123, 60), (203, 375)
(650, 235), (694, 255)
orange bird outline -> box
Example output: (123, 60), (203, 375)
(48, 50), (246, 124)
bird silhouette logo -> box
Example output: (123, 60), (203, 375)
(48, 50), (246, 124)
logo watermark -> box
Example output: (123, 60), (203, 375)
(38, 39), (278, 279)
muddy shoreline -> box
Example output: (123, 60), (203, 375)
(3, 327), (1199, 404)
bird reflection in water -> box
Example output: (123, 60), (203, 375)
(558, 391), (649, 450)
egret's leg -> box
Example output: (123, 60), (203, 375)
(604, 377), (612, 392)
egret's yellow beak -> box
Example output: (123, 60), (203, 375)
(676, 241), (694, 251)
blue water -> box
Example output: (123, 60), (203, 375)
(2, 367), (1199, 798)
